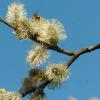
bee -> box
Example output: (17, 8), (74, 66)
(32, 13), (40, 20)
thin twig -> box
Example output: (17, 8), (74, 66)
(0, 17), (16, 29)
(66, 44), (100, 68)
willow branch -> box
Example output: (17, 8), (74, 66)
(19, 43), (100, 97)
(0, 17), (74, 56)
(0, 16), (100, 98)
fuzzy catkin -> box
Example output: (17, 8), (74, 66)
(27, 45), (50, 67)
(0, 89), (22, 100)
(6, 2), (27, 24)
(42, 63), (69, 89)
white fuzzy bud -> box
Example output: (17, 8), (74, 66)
(31, 16), (67, 45)
(44, 63), (69, 89)
(6, 2), (27, 24)
(26, 45), (50, 67)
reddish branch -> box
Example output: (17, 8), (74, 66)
(0, 16), (100, 98)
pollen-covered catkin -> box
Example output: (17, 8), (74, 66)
(26, 45), (50, 67)
(42, 63), (69, 89)
(31, 16), (67, 45)
(6, 2), (27, 24)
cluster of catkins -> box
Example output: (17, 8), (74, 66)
(6, 2), (69, 100)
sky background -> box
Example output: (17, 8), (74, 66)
(0, 0), (100, 100)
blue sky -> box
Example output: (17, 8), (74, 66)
(0, 0), (100, 100)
